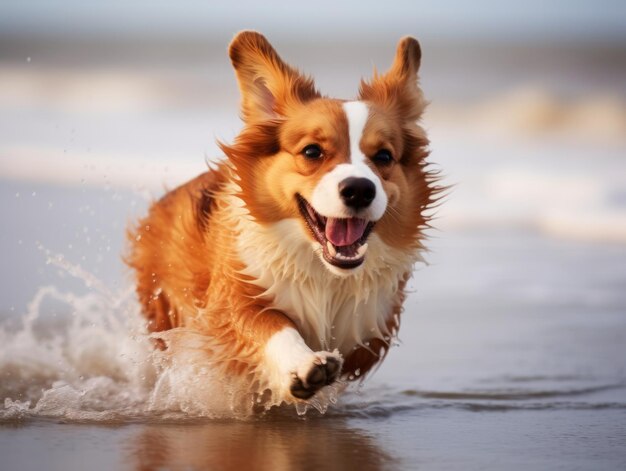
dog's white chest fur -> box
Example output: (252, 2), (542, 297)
(234, 214), (418, 354)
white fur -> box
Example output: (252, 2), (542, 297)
(263, 327), (341, 398)
(223, 182), (422, 356)
(310, 101), (387, 221)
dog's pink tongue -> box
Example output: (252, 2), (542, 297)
(325, 218), (367, 246)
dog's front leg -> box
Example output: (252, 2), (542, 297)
(261, 322), (343, 401)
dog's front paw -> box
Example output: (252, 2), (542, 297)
(290, 351), (342, 400)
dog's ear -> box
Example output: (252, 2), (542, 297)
(229, 31), (320, 123)
(359, 36), (424, 121)
(387, 36), (421, 82)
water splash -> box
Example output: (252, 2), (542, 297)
(0, 280), (156, 422)
(0, 250), (345, 423)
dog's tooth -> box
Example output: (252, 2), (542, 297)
(357, 243), (369, 257)
(326, 241), (337, 257)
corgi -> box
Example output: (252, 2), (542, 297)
(128, 31), (436, 407)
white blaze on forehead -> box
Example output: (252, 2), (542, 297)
(309, 101), (387, 220)
(343, 100), (369, 161)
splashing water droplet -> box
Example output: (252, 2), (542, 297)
(295, 402), (308, 416)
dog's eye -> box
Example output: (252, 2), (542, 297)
(373, 149), (393, 165)
(302, 144), (323, 160)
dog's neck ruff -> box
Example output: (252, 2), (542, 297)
(221, 182), (423, 355)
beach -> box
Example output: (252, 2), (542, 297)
(2, 180), (625, 469)
(2, 18), (626, 470)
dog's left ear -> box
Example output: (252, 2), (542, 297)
(359, 36), (424, 121)
(389, 36), (421, 80)
(229, 31), (320, 123)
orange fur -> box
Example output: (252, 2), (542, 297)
(127, 31), (438, 405)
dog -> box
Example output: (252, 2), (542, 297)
(127, 31), (436, 407)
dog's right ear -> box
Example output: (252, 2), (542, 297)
(229, 31), (320, 123)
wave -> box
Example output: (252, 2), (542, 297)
(322, 384), (626, 419)
(400, 384), (625, 401)
(429, 87), (626, 141)
(327, 400), (626, 419)
(2, 67), (625, 245)
(2, 144), (626, 245)
(0, 145), (210, 194)
(1, 64), (625, 140)
(434, 162), (626, 243)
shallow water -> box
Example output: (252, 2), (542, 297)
(1, 180), (626, 468)
(3, 408), (626, 471)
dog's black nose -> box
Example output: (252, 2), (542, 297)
(338, 177), (376, 210)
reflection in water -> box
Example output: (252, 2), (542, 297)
(128, 418), (395, 471)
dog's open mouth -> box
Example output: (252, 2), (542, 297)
(297, 194), (374, 269)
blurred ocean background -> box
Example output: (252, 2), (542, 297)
(1, 1), (626, 470)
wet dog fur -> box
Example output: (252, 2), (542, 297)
(127, 31), (438, 404)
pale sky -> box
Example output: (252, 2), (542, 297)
(1, 0), (625, 40)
